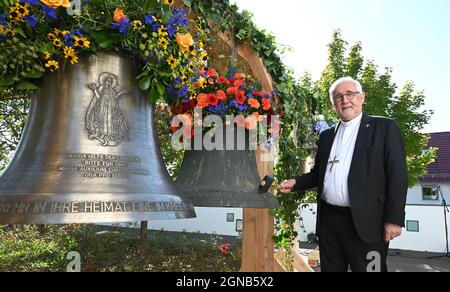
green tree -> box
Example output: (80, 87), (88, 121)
(308, 30), (436, 187)
(0, 91), (30, 171)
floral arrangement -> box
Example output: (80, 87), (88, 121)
(170, 66), (281, 139)
(0, 0), (208, 104)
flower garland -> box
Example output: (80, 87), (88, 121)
(0, 0), (208, 105)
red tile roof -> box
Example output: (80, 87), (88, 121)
(420, 132), (450, 184)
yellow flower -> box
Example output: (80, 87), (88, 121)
(158, 38), (168, 50)
(158, 25), (168, 37)
(167, 56), (178, 69)
(67, 54), (79, 65)
(199, 51), (208, 62)
(43, 52), (51, 60)
(53, 39), (62, 47)
(40, 0), (70, 9)
(74, 36), (90, 48)
(175, 33), (194, 52)
(132, 20), (143, 29)
(47, 33), (56, 41)
(63, 46), (75, 57)
(45, 60), (59, 72)
(164, 0), (175, 6)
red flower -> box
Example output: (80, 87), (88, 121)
(253, 91), (265, 98)
(207, 68), (218, 77)
(216, 90), (227, 102)
(219, 244), (232, 255)
(233, 79), (245, 88)
(262, 98), (272, 111)
(207, 93), (219, 106)
(235, 90), (246, 105)
(217, 77), (230, 85)
(226, 87), (239, 96)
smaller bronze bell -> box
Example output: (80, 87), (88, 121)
(175, 126), (279, 209)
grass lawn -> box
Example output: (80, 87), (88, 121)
(0, 225), (241, 272)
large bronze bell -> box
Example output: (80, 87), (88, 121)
(175, 126), (279, 208)
(0, 52), (195, 224)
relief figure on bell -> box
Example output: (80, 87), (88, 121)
(85, 72), (129, 146)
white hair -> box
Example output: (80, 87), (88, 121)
(329, 77), (364, 102)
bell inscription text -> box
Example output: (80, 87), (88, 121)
(57, 153), (148, 179)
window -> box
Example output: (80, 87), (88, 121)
(406, 221), (420, 232)
(235, 219), (243, 232)
(226, 213), (235, 223)
(422, 186), (439, 201)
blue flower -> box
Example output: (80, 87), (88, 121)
(20, 0), (39, 5)
(145, 14), (155, 25)
(178, 85), (189, 98)
(42, 6), (57, 20)
(25, 15), (38, 28)
(166, 85), (178, 96)
(0, 13), (7, 26)
(209, 102), (227, 116)
(112, 18), (130, 34)
(237, 105), (249, 112)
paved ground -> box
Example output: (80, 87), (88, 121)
(299, 242), (450, 272)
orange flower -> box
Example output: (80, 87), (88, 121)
(40, 0), (70, 8)
(253, 112), (264, 122)
(248, 98), (260, 109)
(196, 93), (209, 108)
(176, 33), (194, 52)
(233, 73), (246, 80)
(114, 8), (126, 23)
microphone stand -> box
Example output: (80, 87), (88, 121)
(428, 186), (450, 259)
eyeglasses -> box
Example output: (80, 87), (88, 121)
(333, 91), (360, 101)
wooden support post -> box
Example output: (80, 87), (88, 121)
(139, 221), (148, 248)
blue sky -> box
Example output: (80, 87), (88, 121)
(231, 0), (450, 133)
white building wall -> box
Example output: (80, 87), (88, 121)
(148, 207), (242, 236)
(298, 203), (450, 253)
(407, 183), (450, 205)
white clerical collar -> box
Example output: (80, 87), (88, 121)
(341, 112), (363, 129)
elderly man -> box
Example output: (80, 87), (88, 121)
(280, 77), (408, 272)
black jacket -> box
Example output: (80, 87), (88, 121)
(294, 113), (408, 244)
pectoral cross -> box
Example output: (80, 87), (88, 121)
(328, 155), (340, 172)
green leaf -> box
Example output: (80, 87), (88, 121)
(138, 76), (151, 91)
(0, 78), (15, 86)
(13, 27), (26, 38)
(147, 87), (159, 104)
(15, 81), (38, 90)
(91, 31), (117, 49)
(21, 71), (44, 79)
(156, 83), (166, 96)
